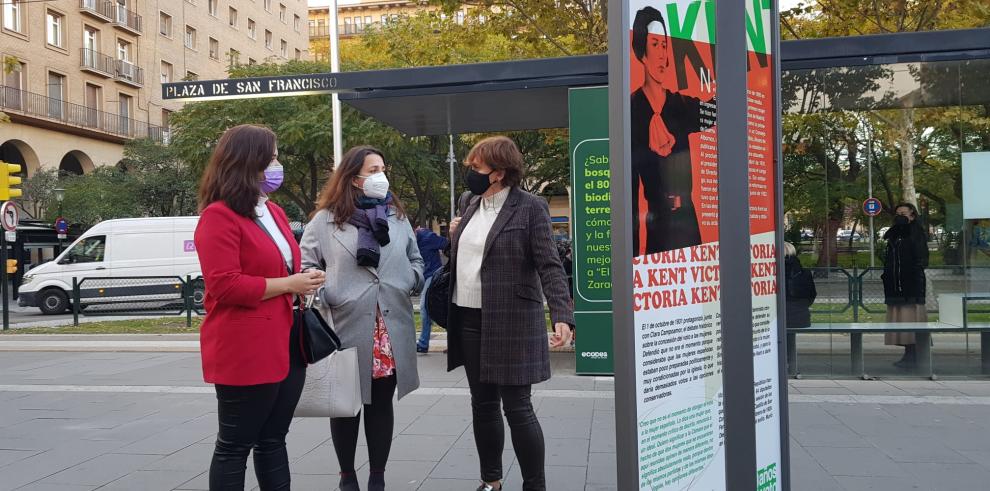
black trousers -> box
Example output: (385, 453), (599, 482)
(209, 323), (306, 491)
(456, 306), (546, 490)
(330, 374), (397, 473)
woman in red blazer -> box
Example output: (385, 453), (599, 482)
(195, 124), (324, 491)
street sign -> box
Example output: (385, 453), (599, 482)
(864, 197), (882, 216)
(55, 217), (68, 234)
(4, 231), (14, 242)
(0, 201), (18, 232)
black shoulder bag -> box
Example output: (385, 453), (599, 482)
(426, 194), (474, 329)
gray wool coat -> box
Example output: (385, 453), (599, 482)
(300, 208), (424, 405)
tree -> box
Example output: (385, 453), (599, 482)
(21, 168), (60, 219)
(118, 139), (198, 217)
(51, 168), (142, 228)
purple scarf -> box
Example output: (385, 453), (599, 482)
(347, 196), (391, 267)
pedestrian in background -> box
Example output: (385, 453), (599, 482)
(415, 226), (449, 353)
(195, 124), (325, 490)
(882, 202), (929, 368)
(445, 136), (574, 491)
(784, 241), (816, 374)
(300, 145), (424, 491)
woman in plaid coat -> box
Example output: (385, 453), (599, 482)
(445, 136), (575, 491)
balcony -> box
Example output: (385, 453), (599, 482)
(0, 85), (166, 143)
(112, 4), (143, 35)
(114, 60), (144, 87)
(309, 23), (381, 38)
(80, 49), (115, 77)
(80, 0), (113, 21)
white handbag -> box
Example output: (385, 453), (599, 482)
(325, 347), (362, 418)
(294, 347), (362, 418)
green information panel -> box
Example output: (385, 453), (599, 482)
(569, 86), (614, 374)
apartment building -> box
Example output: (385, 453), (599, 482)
(0, 0), (308, 186)
(307, 1), (469, 61)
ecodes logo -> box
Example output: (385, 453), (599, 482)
(581, 351), (609, 360)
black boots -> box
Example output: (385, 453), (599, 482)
(894, 344), (917, 368)
(339, 472), (359, 491)
(368, 470), (385, 491)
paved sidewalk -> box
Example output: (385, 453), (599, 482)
(2, 346), (990, 489)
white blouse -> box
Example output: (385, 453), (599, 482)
(454, 187), (510, 309)
(255, 197), (293, 271)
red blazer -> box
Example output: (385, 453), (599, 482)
(194, 200), (302, 386)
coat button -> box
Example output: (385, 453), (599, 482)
(373, 279), (379, 284)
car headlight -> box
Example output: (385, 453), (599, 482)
(20, 275), (34, 286)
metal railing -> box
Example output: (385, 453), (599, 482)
(0, 85), (166, 142)
(309, 23), (382, 37)
(113, 4), (143, 33)
(71, 275), (204, 327)
(80, 48), (115, 76)
(114, 59), (144, 86)
(805, 266), (990, 322)
(80, 0), (114, 20)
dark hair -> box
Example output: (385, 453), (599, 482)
(632, 7), (667, 61)
(314, 145), (406, 227)
(198, 124), (276, 217)
(465, 136), (524, 188)
(894, 202), (919, 219)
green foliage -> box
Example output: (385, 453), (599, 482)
(21, 168), (60, 219)
(118, 139), (198, 218)
(53, 167), (142, 228)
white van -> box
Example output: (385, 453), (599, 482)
(18, 217), (202, 315)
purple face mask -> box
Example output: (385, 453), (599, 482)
(260, 161), (283, 194)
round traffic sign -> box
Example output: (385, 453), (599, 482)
(863, 197), (882, 217)
(0, 201), (18, 232)
(55, 217), (68, 234)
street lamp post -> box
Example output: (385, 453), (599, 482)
(54, 188), (65, 253)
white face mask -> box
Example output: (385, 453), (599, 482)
(360, 172), (389, 199)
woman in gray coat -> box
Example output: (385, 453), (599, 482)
(300, 146), (424, 491)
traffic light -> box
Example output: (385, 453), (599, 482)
(5, 259), (16, 274)
(0, 162), (22, 201)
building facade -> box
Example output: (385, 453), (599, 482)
(308, 1), (469, 61)
(1, 0), (308, 191)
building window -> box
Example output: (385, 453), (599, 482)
(248, 58), (256, 65)
(85, 83), (101, 126)
(119, 93), (133, 132)
(381, 14), (388, 24)
(161, 109), (172, 128)
(228, 48), (240, 66)
(265, 30), (272, 50)
(47, 72), (66, 118)
(3, 0), (23, 33)
(294, 14), (300, 32)
(264, 0), (271, 12)
(160, 61), (173, 83)
(280, 39), (287, 58)
(185, 71), (198, 80)
(83, 26), (100, 52)
(46, 11), (65, 48)
(364, 16), (372, 26)
(208, 0), (218, 17)
(294, 48), (301, 61)
(456, 10), (465, 25)
(185, 25), (197, 49)
(228, 7), (237, 28)
(159, 12), (172, 37)
(209, 37), (219, 60)
(117, 39), (132, 61)
(248, 19), (256, 39)
(279, 4), (286, 23)
(3, 63), (23, 110)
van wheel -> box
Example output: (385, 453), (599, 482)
(191, 280), (205, 310)
(39, 289), (69, 315)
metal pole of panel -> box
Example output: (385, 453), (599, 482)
(771, 1), (793, 489)
(329, 0), (343, 167)
(867, 130), (876, 268)
(717, 0), (758, 488)
(1, 233), (8, 331)
(448, 133), (456, 222)
(606, 0), (637, 488)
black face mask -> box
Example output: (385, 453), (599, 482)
(894, 215), (910, 226)
(466, 169), (494, 196)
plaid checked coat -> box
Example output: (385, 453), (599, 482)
(445, 187), (575, 385)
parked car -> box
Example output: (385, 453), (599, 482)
(837, 229), (863, 241)
(18, 217), (202, 315)
(800, 228), (815, 240)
